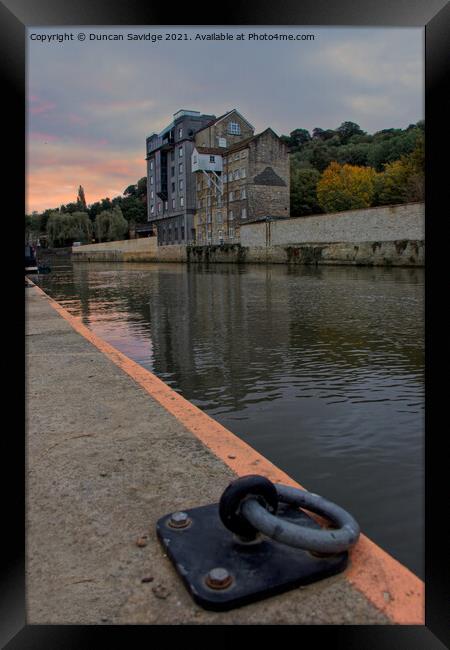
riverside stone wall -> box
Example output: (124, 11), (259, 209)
(240, 202), (424, 247)
(72, 203), (424, 267)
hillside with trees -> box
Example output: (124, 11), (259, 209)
(282, 120), (424, 216)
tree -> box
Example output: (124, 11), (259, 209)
(109, 206), (128, 241)
(25, 213), (41, 244)
(312, 127), (336, 142)
(47, 211), (92, 247)
(367, 127), (422, 171)
(136, 176), (147, 200)
(77, 185), (87, 210)
(336, 121), (365, 143)
(60, 202), (80, 214)
(317, 161), (377, 212)
(95, 206), (128, 242)
(123, 184), (137, 197)
(374, 135), (425, 205)
(290, 167), (322, 216)
(283, 128), (311, 151)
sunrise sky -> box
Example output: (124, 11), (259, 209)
(26, 26), (423, 214)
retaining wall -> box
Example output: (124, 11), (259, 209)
(240, 202), (424, 247)
(71, 203), (424, 267)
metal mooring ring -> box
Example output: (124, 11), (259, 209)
(240, 483), (361, 554)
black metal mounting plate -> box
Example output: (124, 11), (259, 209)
(156, 501), (348, 611)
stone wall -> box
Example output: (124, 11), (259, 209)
(72, 202), (424, 267)
(72, 238), (157, 262)
(71, 238), (188, 263)
(241, 202), (424, 247)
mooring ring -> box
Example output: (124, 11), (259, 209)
(240, 483), (360, 554)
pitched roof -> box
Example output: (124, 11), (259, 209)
(194, 109), (255, 136)
(193, 128), (285, 158)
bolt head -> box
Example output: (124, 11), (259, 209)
(168, 511), (191, 529)
(205, 567), (233, 590)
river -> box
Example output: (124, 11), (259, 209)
(34, 260), (424, 578)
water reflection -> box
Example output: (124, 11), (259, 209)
(35, 261), (424, 578)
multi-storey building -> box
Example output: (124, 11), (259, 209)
(146, 109), (215, 245)
(146, 108), (290, 245)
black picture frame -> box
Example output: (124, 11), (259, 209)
(6, 0), (449, 646)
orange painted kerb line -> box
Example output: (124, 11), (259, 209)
(28, 280), (424, 624)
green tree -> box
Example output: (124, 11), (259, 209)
(95, 206), (128, 242)
(47, 211), (92, 247)
(336, 121), (365, 143)
(312, 127), (336, 142)
(290, 167), (322, 216)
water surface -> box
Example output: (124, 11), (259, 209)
(34, 261), (424, 578)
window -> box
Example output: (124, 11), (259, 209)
(241, 167), (246, 178)
(179, 163), (183, 173)
(228, 226), (234, 238)
(234, 169), (240, 180)
(234, 153), (240, 161)
(229, 191), (234, 201)
(229, 210), (234, 221)
(180, 196), (184, 207)
(164, 201), (168, 211)
(150, 204), (154, 214)
(172, 198), (175, 209)
(241, 150), (247, 159)
(178, 128), (183, 138)
(150, 160), (154, 170)
(210, 155), (215, 163)
(171, 166), (175, 178)
(193, 154), (197, 164)
(241, 207), (247, 219)
(179, 179), (184, 190)
(150, 190), (154, 199)
(228, 122), (241, 135)
(217, 212), (222, 224)
(171, 182), (175, 193)
(158, 203), (162, 213)
(218, 137), (227, 147)
(223, 173), (227, 183)
(179, 147), (183, 157)
(150, 175), (154, 185)
(241, 187), (247, 199)
(181, 226), (185, 240)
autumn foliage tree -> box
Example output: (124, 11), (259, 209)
(374, 134), (424, 205)
(317, 162), (377, 212)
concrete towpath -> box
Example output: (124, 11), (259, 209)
(25, 281), (423, 624)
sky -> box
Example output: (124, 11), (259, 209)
(26, 26), (424, 214)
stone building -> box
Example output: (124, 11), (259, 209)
(146, 108), (290, 245)
(192, 111), (289, 245)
